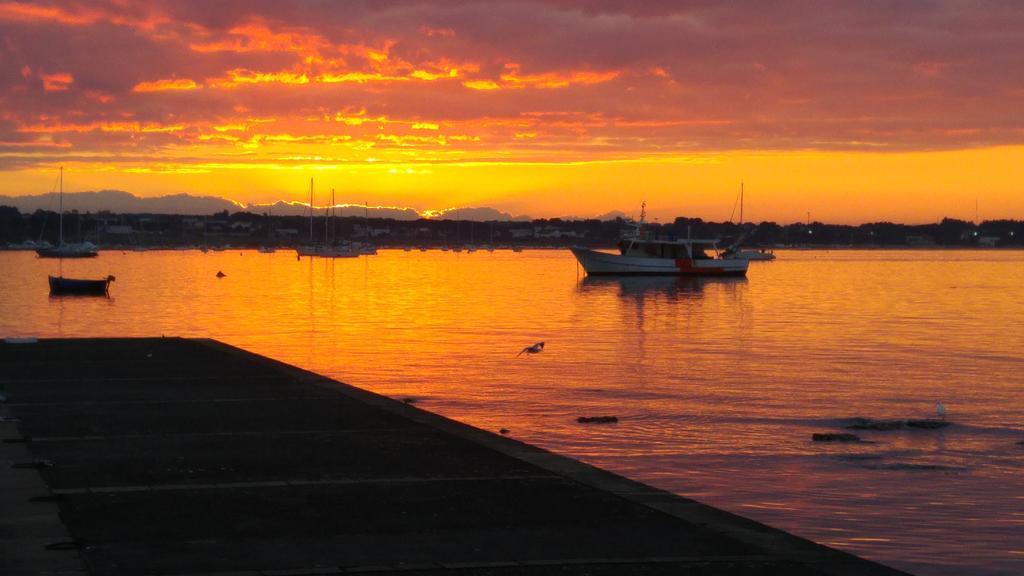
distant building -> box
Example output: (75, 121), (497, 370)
(906, 235), (935, 246)
(978, 236), (1000, 247)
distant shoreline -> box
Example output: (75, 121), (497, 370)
(3, 244), (1023, 252)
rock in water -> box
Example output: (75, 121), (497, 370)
(577, 416), (618, 424)
(847, 418), (951, 431)
(847, 418), (903, 431)
(906, 419), (951, 429)
(812, 432), (861, 442)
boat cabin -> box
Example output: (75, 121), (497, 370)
(617, 236), (720, 260)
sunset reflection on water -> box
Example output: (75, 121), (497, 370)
(2, 248), (1023, 576)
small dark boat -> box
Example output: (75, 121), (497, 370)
(48, 275), (114, 296)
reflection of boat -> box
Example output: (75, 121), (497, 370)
(49, 274), (114, 296)
(571, 203), (748, 277)
(579, 274), (746, 296)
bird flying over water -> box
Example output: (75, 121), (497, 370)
(517, 342), (545, 357)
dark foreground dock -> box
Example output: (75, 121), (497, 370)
(0, 338), (907, 576)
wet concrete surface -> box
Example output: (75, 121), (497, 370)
(0, 338), (909, 575)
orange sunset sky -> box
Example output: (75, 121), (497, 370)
(1, 0), (1022, 223)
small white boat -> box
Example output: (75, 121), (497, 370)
(296, 244), (359, 258)
(570, 203), (748, 277)
(723, 247), (776, 261)
(257, 246), (277, 254)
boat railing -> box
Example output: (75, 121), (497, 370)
(633, 231), (721, 245)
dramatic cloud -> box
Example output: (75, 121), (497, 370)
(0, 1), (1022, 221)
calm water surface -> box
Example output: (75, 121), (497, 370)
(1, 249), (1022, 576)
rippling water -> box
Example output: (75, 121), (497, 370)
(2, 248), (1022, 576)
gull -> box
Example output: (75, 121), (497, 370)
(936, 401), (946, 420)
(516, 342), (545, 357)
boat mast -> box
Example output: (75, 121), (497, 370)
(58, 166), (64, 247)
(739, 182), (744, 227)
(308, 178), (314, 243)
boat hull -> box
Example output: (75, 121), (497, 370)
(571, 247), (748, 276)
(37, 248), (98, 258)
(48, 275), (111, 296)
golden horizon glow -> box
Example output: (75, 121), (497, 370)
(1, 1), (1022, 223)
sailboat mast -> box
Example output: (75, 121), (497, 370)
(308, 178), (314, 243)
(59, 166), (64, 246)
(739, 181), (744, 227)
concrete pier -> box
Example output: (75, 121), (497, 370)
(0, 338), (908, 575)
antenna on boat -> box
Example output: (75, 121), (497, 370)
(626, 200), (646, 254)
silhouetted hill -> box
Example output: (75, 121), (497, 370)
(0, 190), (242, 215)
(246, 201), (423, 220)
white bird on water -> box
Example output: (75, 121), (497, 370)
(936, 401), (946, 420)
(516, 342), (545, 357)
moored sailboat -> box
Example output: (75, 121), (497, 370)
(721, 183), (776, 262)
(39, 168), (115, 296)
(36, 167), (98, 258)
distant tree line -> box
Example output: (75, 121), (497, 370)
(0, 205), (1021, 248)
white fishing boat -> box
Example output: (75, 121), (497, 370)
(570, 203), (748, 277)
